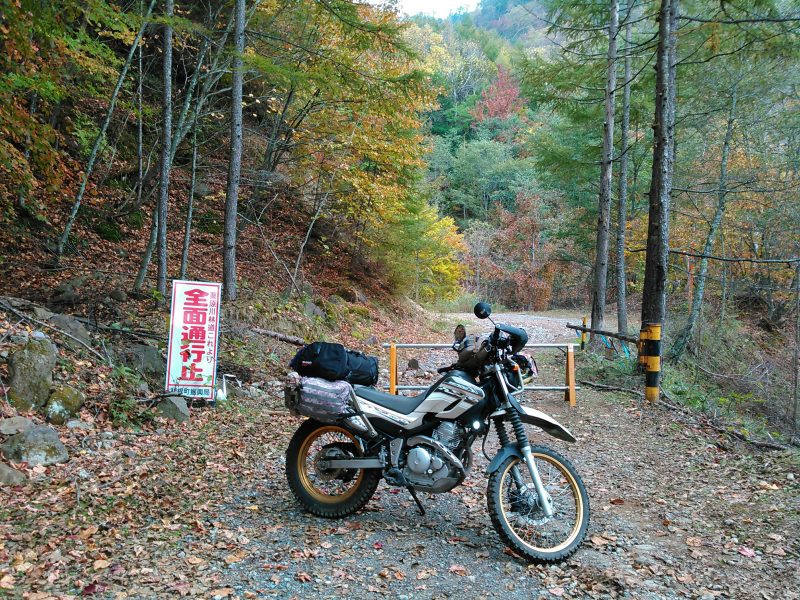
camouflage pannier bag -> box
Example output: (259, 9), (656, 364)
(284, 373), (355, 423)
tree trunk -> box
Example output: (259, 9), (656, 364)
(179, 104), (199, 280)
(133, 208), (158, 293)
(616, 13), (632, 336)
(223, 0), (245, 301)
(156, 0), (174, 299)
(641, 0), (679, 329)
(56, 0), (157, 259)
(792, 261), (799, 436)
(590, 0), (618, 346)
(169, 37), (211, 164)
(136, 0), (144, 209)
(668, 92), (737, 361)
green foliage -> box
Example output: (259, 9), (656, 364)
(109, 365), (150, 427)
(92, 217), (123, 242)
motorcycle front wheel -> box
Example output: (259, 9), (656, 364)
(487, 445), (589, 563)
(286, 419), (381, 518)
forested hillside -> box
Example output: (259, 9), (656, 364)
(1, 1), (800, 597)
(1, 0), (798, 423)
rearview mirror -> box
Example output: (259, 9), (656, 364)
(473, 302), (492, 319)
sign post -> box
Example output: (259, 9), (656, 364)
(165, 280), (222, 400)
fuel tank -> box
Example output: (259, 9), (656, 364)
(421, 370), (484, 419)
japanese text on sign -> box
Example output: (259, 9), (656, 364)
(165, 280), (222, 398)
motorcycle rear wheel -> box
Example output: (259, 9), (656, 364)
(286, 419), (381, 518)
(487, 445), (589, 563)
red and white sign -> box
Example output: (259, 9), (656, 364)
(165, 280), (222, 398)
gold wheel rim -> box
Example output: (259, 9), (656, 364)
(498, 453), (584, 554)
(297, 425), (365, 504)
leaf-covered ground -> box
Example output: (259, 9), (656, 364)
(2, 314), (798, 599)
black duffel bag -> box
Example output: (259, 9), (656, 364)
(289, 342), (379, 386)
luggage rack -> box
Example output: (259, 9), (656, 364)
(381, 342), (578, 407)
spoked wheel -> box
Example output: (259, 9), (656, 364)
(487, 445), (589, 563)
(286, 419), (380, 518)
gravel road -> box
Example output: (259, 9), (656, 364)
(209, 313), (799, 600)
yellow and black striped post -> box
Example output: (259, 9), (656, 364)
(580, 316), (588, 351)
(639, 323), (662, 402)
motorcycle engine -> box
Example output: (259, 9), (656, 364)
(402, 422), (467, 493)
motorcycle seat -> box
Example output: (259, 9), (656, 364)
(353, 386), (427, 415)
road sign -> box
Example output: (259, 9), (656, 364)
(165, 280), (222, 399)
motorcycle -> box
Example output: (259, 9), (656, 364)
(284, 302), (589, 563)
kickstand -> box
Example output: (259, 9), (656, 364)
(407, 485), (426, 516)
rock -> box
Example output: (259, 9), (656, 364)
(123, 448), (137, 459)
(66, 419), (93, 431)
(337, 287), (367, 304)
(9, 332), (29, 344)
(123, 344), (166, 378)
(32, 306), (54, 320)
(109, 289), (128, 302)
(157, 395), (190, 423)
(45, 385), (86, 425)
(0, 416), (35, 435)
(48, 314), (92, 347)
(407, 358), (420, 370)
(303, 301), (325, 319)
(0, 463), (25, 486)
(365, 335), (379, 346)
(7, 337), (58, 411)
(281, 282), (313, 301)
(194, 177), (212, 198)
(49, 276), (86, 307)
(1, 425), (68, 466)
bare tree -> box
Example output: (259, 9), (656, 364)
(641, 0), (679, 331)
(180, 101), (200, 280)
(156, 0), (174, 298)
(669, 89), (737, 361)
(590, 0), (619, 345)
(56, 0), (157, 260)
(616, 4), (633, 335)
(223, 0), (246, 301)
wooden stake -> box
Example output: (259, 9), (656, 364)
(565, 344), (576, 407)
(389, 344), (397, 395)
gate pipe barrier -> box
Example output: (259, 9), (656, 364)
(382, 343), (577, 407)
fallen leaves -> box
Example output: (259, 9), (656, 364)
(737, 546), (756, 558)
(223, 550), (247, 565)
(449, 564), (468, 576)
(590, 532), (617, 547)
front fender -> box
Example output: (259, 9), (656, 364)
(490, 405), (577, 443)
(486, 444), (523, 474)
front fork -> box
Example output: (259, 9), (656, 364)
(494, 416), (554, 517)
